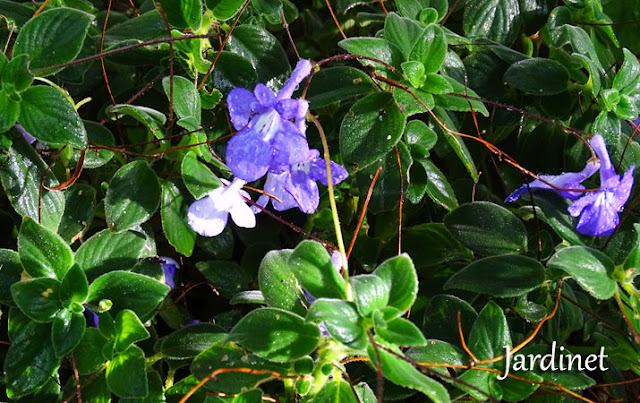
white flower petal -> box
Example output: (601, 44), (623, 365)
(229, 198), (256, 228)
(187, 195), (229, 237)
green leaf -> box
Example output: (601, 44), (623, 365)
(0, 130), (65, 230)
(401, 224), (473, 269)
(105, 104), (166, 138)
(3, 54), (33, 92)
(163, 76), (201, 131)
(314, 380), (359, 403)
(417, 159), (458, 210)
(161, 178), (196, 257)
(367, 338), (450, 402)
(384, 12), (424, 60)
(339, 37), (403, 75)
(405, 120), (437, 158)
(19, 86), (87, 148)
(207, 0), (247, 20)
(106, 345), (148, 398)
(160, 323), (226, 358)
(74, 328), (108, 375)
(409, 24), (447, 74)
(210, 51), (258, 95)
(105, 161), (161, 233)
(114, 309), (150, 353)
(463, 0), (522, 45)
(468, 301), (511, 362)
(0, 90), (20, 132)
(227, 25), (290, 88)
(432, 77), (490, 116)
(547, 246), (616, 299)
(181, 151), (222, 199)
(57, 183), (96, 244)
(232, 389), (263, 403)
(307, 299), (367, 350)
(444, 201), (527, 255)
(340, 92), (405, 172)
(355, 141), (412, 213)
(11, 277), (62, 322)
(4, 321), (61, 399)
(60, 264), (89, 305)
(376, 316), (427, 346)
(373, 254), (418, 314)
(423, 295), (477, 346)
(75, 229), (146, 281)
(227, 307), (319, 362)
(12, 7), (93, 75)
(0, 250), (22, 304)
(405, 341), (467, 377)
(82, 121), (116, 168)
(51, 308), (86, 357)
(251, 0), (283, 23)
(258, 249), (307, 316)
(289, 240), (346, 299)
(196, 260), (251, 299)
(444, 255), (545, 297)
(191, 344), (290, 394)
(307, 67), (377, 109)
(503, 58), (570, 95)
(613, 48), (640, 94)
(158, 0), (202, 31)
(351, 274), (390, 317)
(18, 216), (73, 279)
(87, 271), (170, 317)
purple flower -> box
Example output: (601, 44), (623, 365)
(505, 160), (600, 202)
(567, 135), (635, 236)
(225, 60), (312, 182)
(188, 178), (256, 237)
(255, 149), (349, 214)
(15, 123), (36, 144)
(159, 256), (180, 289)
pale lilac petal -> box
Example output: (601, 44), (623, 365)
(611, 165), (635, 211)
(331, 250), (343, 271)
(277, 59), (312, 101)
(254, 84), (276, 108)
(188, 194), (229, 237)
(264, 171), (298, 211)
(229, 198), (256, 228)
(295, 100), (308, 134)
(228, 88), (258, 130)
(590, 134), (616, 184)
(225, 129), (272, 182)
(286, 169), (319, 214)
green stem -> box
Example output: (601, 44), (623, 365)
(307, 342), (347, 396)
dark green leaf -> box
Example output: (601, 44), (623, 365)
(417, 159), (458, 211)
(74, 328), (109, 375)
(444, 255), (545, 297)
(339, 37), (403, 75)
(307, 299), (367, 350)
(3, 54), (33, 92)
(406, 340), (467, 376)
(4, 321), (61, 399)
(82, 121), (116, 168)
(114, 309), (150, 353)
(13, 7), (93, 75)
(401, 224), (473, 268)
(51, 308), (85, 357)
(503, 58), (570, 95)
(405, 120), (437, 158)
(468, 301), (511, 362)
(373, 254), (418, 313)
(351, 274), (390, 317)
(444, 202), (527, 255)
(19, 86), (87, 148)
(105, 104), (166, 138)
(105, 161), (161, 232)
(11, 277), (62, 322)
(258, 249), (307, 316)
(0, 130), (65, 230)
(340, 92), (405, 172)
(376, 316), (426, 346)
(181, 151), (222, 199)
(0, 90), (20, 132)
(157, 0), (202, 31)
(75, 229), (146, 282)
(58, 184), (96, 244)
(384, 13), (424, 60)
(60, 264), (89, 305)
(613, 49), (640, 94)
(307, 67), (376, 109)
(196, 260), (251, 298)
(0, 249), (22, 304)
(289, 240), (346, 299)
(463, 0), (522, 45)
(160, 323), (226, 358)
(228, 307), (319, 362)
(87, 271), (170, 317)
(314, 380), (359, 403)
(106, 345), (148, 398)
(210, 51), (258, 95)
(433, 77), (489, 116)
(163, 76), (201, 131)
(161, 178), (196, 257)
(207, 0), (247, 20)
(423, 295), (477, 346)
(547, 246), (616, 299)
(19, 216), (73, 279)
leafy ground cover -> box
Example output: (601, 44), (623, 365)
(0, 0), (639, 401)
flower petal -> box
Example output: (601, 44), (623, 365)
(590, 134), (617, 184)
(270, 122), (310, 172)
(276, 99), (300, 120)
(611, 165), (635, 211)
(286, 169), (319, 214)
(277, 59), (312, 101)
(573, 192), (620, 236)
(309, 153), (349, 186)
(229, 196), (256, 229)
(254, 84), (276, 108)
(263, 172), (298, 211)
(227, 88), (258, 130)
(225, 129), (272, 182)
(295, 99), (309, 134)
(187, 194), (229, 237)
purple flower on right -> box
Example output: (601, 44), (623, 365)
(567, 135), (635, 237)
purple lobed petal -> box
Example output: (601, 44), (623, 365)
(277, 59), (312, 101)
(225, 129), (273, 182)
(285, 169), (320, 214)
(254, 84), (276, 108)
(227, 88), (258, 130)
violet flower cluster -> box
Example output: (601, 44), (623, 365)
(188, 60), (348, 237)
(506, 134), (635, 237)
